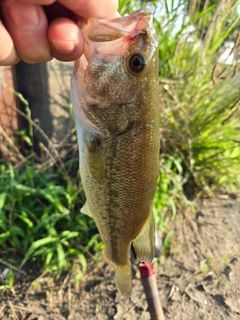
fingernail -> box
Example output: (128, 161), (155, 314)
(6, 1), (39, 31)
(51, 40), (76, 53)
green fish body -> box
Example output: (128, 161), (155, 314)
(71, 6), (159, 296)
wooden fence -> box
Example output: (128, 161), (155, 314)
(0, 66), (20, 158)
(0, 60), (73, 159)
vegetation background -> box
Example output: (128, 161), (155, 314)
(0, 0), (239, 290)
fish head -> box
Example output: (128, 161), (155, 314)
(77, 6), (158, 105)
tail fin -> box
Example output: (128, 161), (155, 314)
(114, 263), (132, 297)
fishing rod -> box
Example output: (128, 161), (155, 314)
(139, 262), (165, 320)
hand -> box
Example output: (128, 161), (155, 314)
(0, 0), (118, 65)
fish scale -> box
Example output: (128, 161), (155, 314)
(71, 6), (159, 296)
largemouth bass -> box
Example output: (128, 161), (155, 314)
(71, 6), (159, 296)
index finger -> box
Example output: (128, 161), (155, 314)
(58, 0), (119, 19)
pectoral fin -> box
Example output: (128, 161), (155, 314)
(81, 201), (92, 217)
(86, 137), (105, 183)
(132, 209), (155, 263)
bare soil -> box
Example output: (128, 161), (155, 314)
(0, 194), (240, 320)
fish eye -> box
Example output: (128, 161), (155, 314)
(128, 53), (146, 73)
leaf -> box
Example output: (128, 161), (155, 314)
(0, 285), (11, 290)
(0, 193), (7, 211)
(77, 253), (87, 273)
(45, 250), (54, 268)
(60, 231), (79, 241)
(0, 231), (10, 239)
(56, 242), (66, 274)
(20, 237), (57, 268)
(16, 213), (34, 228)
(23, 136), (33, 146)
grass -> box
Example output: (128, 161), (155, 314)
(0, 163), (99, 276)
(156, 0), (240, 194)
(0, 0), (239, 286)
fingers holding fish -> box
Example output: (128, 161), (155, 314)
(0, 0), (119, 65)
(48, 17), (84, 61)
(1, 1), (52, 64)
(58, 0), (119, 20)
(47, 0), (119, 61)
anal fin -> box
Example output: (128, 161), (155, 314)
(132, 209), (155, 263)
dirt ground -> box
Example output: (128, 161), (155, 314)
(0, 194), (240, 320)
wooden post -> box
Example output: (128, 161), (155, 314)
(15, 60), (73, 154)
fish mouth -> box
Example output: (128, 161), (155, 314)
(84, 5), (156, 43)
(81, 5), (158, 65)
